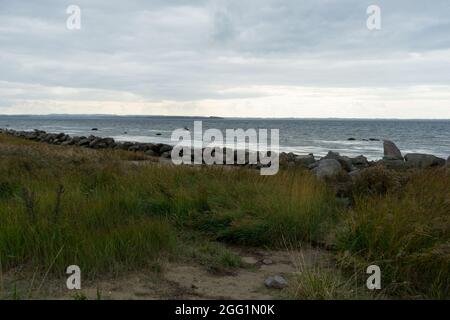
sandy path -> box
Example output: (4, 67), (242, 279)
(51, 247), (330, 300)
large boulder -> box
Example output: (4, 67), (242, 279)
(89, 137), (115, 149)
(128, 143), (146, 152)
(159, 144), (173, 154)
(118, 141), (134, 150)
(351, 155), (369, 169)
(161, 151), (172, 159)
(69, 136), (81, 145)
(382, 140), (405, 168)
(43, 133), (56, 143)
(56, 132), (66, 139)
(380, 159), (407, 169)
(140, 143), (156, 152)
(145, 149), (159, 157)
(279, 152), (293, 166)
(323, 151), (355, 172)
(312, 159), (343, 178)
(383, 140), (403, 160)
(54, 134), (70, 144)
(404, 153), (446, 168)
(36, 132), (48, 141)
(77, 137), (90, 146)
(60, 139), (73, 146)
(294, 154), (316, 167)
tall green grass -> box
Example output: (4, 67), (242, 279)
(2, 134), (448, 299)
(288, 266), (375, 300)
(336, 167), (450, 298)
(0, 135), (336, 277)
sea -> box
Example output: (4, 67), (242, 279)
(0, 115), (449, 160)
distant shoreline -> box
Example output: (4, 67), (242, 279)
(0, 114), (449, 121)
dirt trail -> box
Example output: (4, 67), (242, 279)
(53, 247), (330, 300)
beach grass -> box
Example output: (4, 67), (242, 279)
(0, 133), (448, 299)
(0, 134), (336, 278)
(287, 266), (375, 300)
(336, 167), (450, 298)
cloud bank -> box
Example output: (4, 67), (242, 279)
(0, 0), (449, 118)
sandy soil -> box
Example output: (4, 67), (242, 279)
(41, 246), (331, 300)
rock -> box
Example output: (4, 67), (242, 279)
(279, 152), (297, 165)
(27, 131), (38, 139)
(404, 153), (446, 168)
(242, 257), (258, 265)
(145, 149), (159, 157)
(156, 133), (162, 136)
(133, 143), (150, 152)
(56, 133), (66, 139)
(91, 128), (98, 131)
(287, 152), (296, 161)
(347, 137), (356, 141)
(381, 159), (407, 169)
(70, 136), (81, 145)
(262, 259), (273, 265)
(351, 155), (369, 169)
(128, 144), (144, 152)
(77, 138), (91, 146)
(58, 135), (70, 143)
(294, 154), (316, 167)
(264, 275), (288, 289)
(279, 152), (290, 166)
(383, 140), (403, 160)
(308, 161), (319, 170)
(161, 151), (172, 159)
(323, 151), (355, 172)
(119, 142), (134, 150)
(132, 143), (147, 152)
(43, 134), (56, 143)
(60, 140), (73, 146)
(369, 138), (380, 141)
(447, 156), (450, 166)
(159, 144), (173, 154)
(349, 169), (361, 179)
(89, 137), (115, 149)
(312, 159), (343, 178)
(141, 143), (155, 152)
(112, 142), (122, 149)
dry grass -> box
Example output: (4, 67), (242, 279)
(0, 134), (336, 279)
(336, 167), (450, 298)
(1, 134), (448, 299)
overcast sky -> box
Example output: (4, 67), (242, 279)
(1, 0), (449, 118)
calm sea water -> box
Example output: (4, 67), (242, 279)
(1, 115), (449, 160)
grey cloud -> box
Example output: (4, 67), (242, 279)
(0, 0), (449, 113)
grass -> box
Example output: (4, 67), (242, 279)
(0, 134), (336, 278)
(288, 266), (373, 300)
(336, 167), (450, 298)
(0, 134), (449, 299)
(186, 241), (242, 274)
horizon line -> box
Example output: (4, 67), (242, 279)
(0, 113), (449, 121)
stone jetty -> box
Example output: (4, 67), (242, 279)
(0, 129), (447, 179)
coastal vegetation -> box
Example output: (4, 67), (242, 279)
(0, 133), (448, 299)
